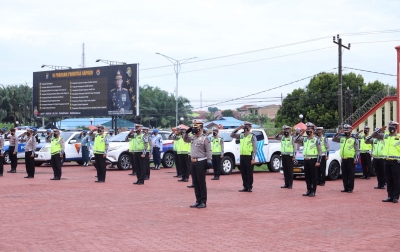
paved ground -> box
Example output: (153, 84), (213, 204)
(1, 162), (399, 252)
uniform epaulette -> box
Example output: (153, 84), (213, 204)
(122, 88), (128, 91)
(110, 88), (116, 92)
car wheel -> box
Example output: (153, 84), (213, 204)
(3, 151), (11, 164)
(117, 153), (131, 170)
(221, 156), (233, 175)
(268, 154), (281, 172)
(34, 162), (44, 166)
(162, 152), (174, 168)
(327, 161), (340, 180)
(76, 161), (84, 165)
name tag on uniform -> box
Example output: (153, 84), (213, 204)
(122, 94), (126, 102)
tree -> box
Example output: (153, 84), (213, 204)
(275, 72), (393, 129)
(208, 107), (218, 113)
(221, 109), (234, 117)
(138, 85), (192, 128)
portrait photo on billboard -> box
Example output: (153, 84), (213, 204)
(108, 65), (138, 116)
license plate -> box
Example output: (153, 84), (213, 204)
(293, 168), (302, 173)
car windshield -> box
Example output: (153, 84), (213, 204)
(218, 132), (233, 142)
(60, 132), (73, 141)
(109, 132), (129, 142)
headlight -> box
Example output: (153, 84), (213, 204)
(108, 145), (122, 151)
(40, 147), (50, 152)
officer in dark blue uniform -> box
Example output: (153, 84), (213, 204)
(110, 70), (131, 112)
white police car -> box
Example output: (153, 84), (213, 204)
(34, 131), (86, 165)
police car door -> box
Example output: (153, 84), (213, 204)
(252, 130), (267, 164)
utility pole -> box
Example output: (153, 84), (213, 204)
(333, 34), (350, 128)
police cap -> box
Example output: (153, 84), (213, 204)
(282, 125), (291, 130)
(212, 127), (219, 132)
(306, 122), (315, 129)
(343, 124), (352, 131)
(243, 121), (252, 126)
(193, 120), (203, 128)
(316, 127), (324, 130)
(388, 121), (399, 126)
(109, 129), (114, 132)
(364, 125), (370, 130)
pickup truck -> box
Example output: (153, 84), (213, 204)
(216, 129), (281, 174)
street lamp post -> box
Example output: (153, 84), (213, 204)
(299, 114), (303, 123)
(156, 53), (197, 126)
(41, 65), (72, 70)
(95, 59), (126, 65)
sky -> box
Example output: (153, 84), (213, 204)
(1, 0), (400, 111)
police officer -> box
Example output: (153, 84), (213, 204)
(316, 127), (329, 186)
(230, 122), (257, 192)
(92, 125), (109, 183)
(5, 128), (18, 173)
(210, 127), (224, 180)
(356, 125), (372, 179)
(366, 128), (385, 189)
(127, 127), (136, 176)
(132, 124), (148, 185)
(151, 129), (162, 170)
(79, 130), (90, 166)
(275, 125), (296, 189)
(295, 122), (322, 197)
(332, 124), (360, 193)
(142, 127), (152, 180)
(45, 129), (53, 143)
(0, 128), (5, 176)
(50, 129), (65, 180)
(110, 70), (131, 112)
(32, 127), (40, 143)
(177, 127), (191, 183)
(169, 127), (182, 178)
(20, 128), (37, 178)
(371, 122), (400, 203)
(184, 121), (212, 209)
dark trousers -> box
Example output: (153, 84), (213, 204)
(81, 146), (90, 163)
(212, 155), (222, 178)
(178, 154), (190, 179)
(174, 151), (182, 176)
(384, 160), (400, 200)
(341, 158), (355, 191)
(304, 158), (318, 193)
(145, 153), (150, 179)
(9, 146), (17, 170)
(318, 156), (327, 184)
(240, 155), (254, 189)
(51, 154), (62, 178)
(130, 152), (135, 173)
(0, 153), (3, 175)
(134, 152), (145, 183)
(94, 154), (106, 181)
(25, 151), (35, 177)
(373, 158), (385, 187)
(360, 153), (372, 177)
(153, 147), (161, 166)
(281, 155), (293, 187)
(192, 160), (207, 204)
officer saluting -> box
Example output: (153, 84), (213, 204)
(210, 127), (224, 180)
(45, 129), (53, 143)
(0, 128), (5, 176)
(275, 125), (296, 189)
(91, 125), (109, 183)
(365, 128), (385, 189)
(184, 120), (212, 209)
(332, 124), (360, 193)
(50, 129), (65, 180)
(295, 122), (322, 197)
(230, 122), (257, 192)
(371, 121), (400, 203)
(5, 128), (18, 173)
(20, 128), (37, 178)
(356, 125), (372, 179)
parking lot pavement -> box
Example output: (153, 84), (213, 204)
(1, 163), (399, 252)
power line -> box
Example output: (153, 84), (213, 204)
(141, 46), (336, 79)
(193, 68), (337, 110)
(352, 39), (400, 44)
(343, 67), (396, 76)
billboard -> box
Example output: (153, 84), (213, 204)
(32, 64), (139, 117)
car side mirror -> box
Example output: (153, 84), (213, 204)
(70, 139), (77, 144)
(235, 139), (240, 144)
